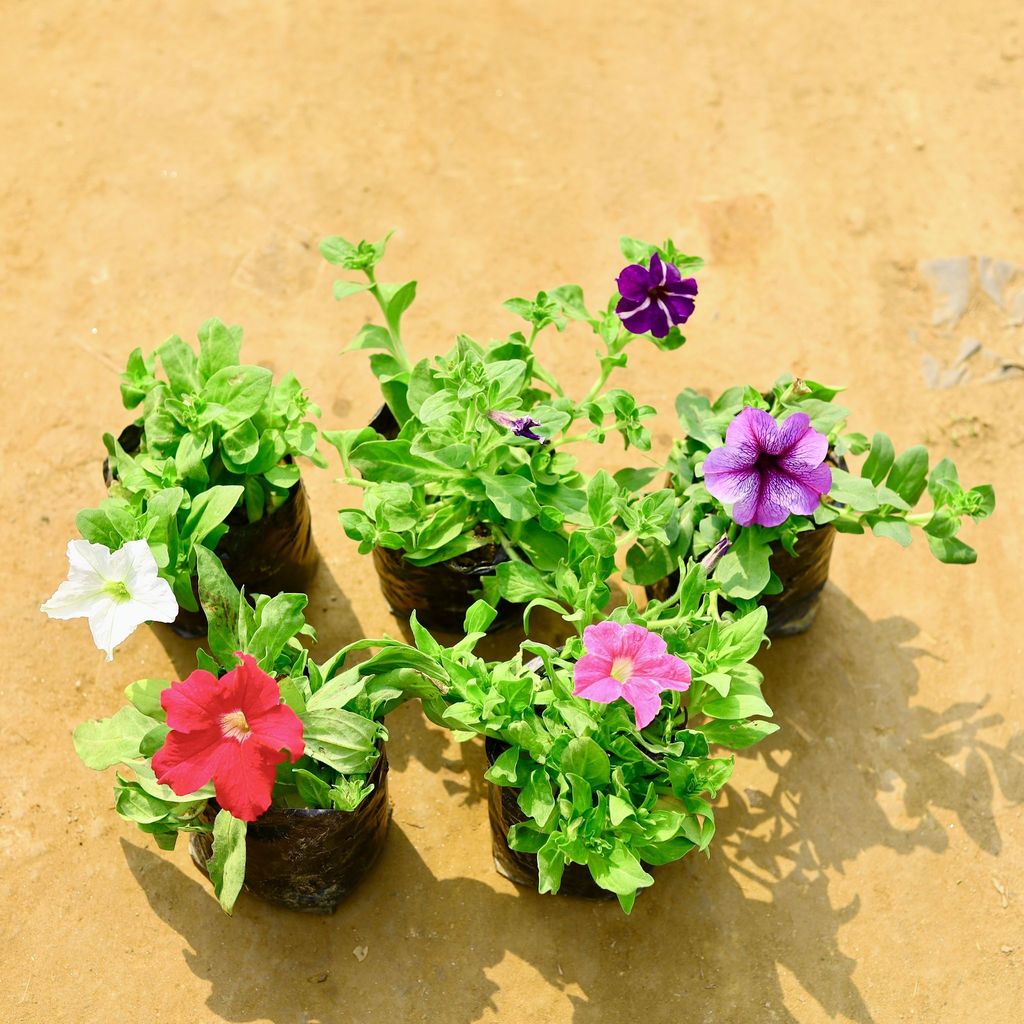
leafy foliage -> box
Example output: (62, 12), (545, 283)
(322, 234), (696, 594)
(370, 573), (773, 913)
(75, 320), (327, 609)
(642, 375), (996, 605)
(71, 551), (428, 911)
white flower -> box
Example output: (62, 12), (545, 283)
(42, 539), (178, 660)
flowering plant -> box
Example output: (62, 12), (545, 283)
(384, 559), (773, 912)
(61, 319), (325, 624)
(320, 233), (700, 580)
(72, 549), (420, 912)
(632, 375), (996, 603)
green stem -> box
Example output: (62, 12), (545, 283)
(336, 474), (372, 489)
(490, 523), (524, 562)
(365, 266), (412, 373)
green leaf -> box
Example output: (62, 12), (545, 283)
(197, 318), (242, 382)
(698, 720), (780, 749)
(518, 768), (555, 825)
(701, 693), (773, 720)
(294, 768), (332, 808)
(887, 446), (929, 505)
(207, 810), (247, 914)
(124, 678), (168, 721)
(485, 746), (520, 785)
(613, 466), (661, 491)
(222, 419), (260, 465)
(196, 546), (240, 667)
(246, 593), (308, 670)
(537, 835), (567, 895)
(828, 469), (880, 512)
(586, 470), (619, 526)
(350, 440), (462, 484)
(494, 561), (560, 604)
(463, 600), (498, 635)
(561, 737), (611, 786)
(480, 472), (539, 521)
(715, 606), (769, 665)
(968, 484), (996, 519)
(872, 520), (912, 547)
(715, 529), (772, 600)
(382, 280), (417, 334)
(264, 463), (300, 489)
(200, 365), (273, 429)
(300, 710), (383, 774)
(333, 279), (373, 300)
(319, 235), (356, 264)
(73, 706), (158, 770)
(926, 535), (977, 564)
(157, 335), (200, 395)
(619, 236), (656, 263)
(182, 486), (243, 546)
(588, 844), (654, 901)
(861, 433), (895, 485)
(344, 323), (393, 353)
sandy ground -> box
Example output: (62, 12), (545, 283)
(2, 2), (1023, 1022)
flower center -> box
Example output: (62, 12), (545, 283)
(610, 657), (634, 684)
(101, 580), (132, 602)
(220, 710), (252, 742)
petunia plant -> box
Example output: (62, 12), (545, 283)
(319, 233), (702, 593)
(55, 318), (326, 636)
(371, 553), (774, 912)
(631, 375), (996, 608)
(72, 549), (433, 912)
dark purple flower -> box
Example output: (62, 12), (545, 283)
(702, 407), (832, 528)
(615, 252), (698, 339)
(487, 409), (544, 441)
(700, 535), (731, 571)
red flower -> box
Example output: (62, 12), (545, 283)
(152, 653), (304, 822)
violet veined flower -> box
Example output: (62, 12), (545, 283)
(41, 539), (178, 660)
(702, 406), (833, 528)
(700, 535), (731, 571)
(615, 252), (698, 339)
(572, 621), (691, 729)
(487, 409), (544, 441)
(153, 653), (305, 822)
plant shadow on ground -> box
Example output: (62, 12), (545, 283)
(120, 584), (1022, 1024)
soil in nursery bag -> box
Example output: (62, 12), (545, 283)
(646, 522), (837, 638)
(104, 424), (319, 638)
(485, 737), (615, 901)
(189, 746), (391, 913)
(372, 537), (522, 634)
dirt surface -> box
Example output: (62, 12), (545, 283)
(2, 3), (1022, 1022)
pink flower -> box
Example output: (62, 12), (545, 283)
(702, 406), (832, 528)
(152, 653), (304, 822)
(572, 621), (692, 729)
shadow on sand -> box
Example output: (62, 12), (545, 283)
(120, 584), (1022, 1023)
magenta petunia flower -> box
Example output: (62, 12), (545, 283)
(615, 252), (698, 339)
(152, 653), (304, 822)
(487, 409), (544, 441)
(702, 406), (833, 528)
(572, 621), (691, 730)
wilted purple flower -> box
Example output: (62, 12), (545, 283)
(487, 409), (544, 441)
(615, 252), (698, 339)
(702, 407), (832, 528)
(700, 535), (731, 571)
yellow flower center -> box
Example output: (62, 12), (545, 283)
(610, 657), (634, 683)
(220, 709), (252, 742)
